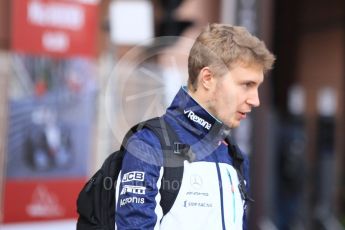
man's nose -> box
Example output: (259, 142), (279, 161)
(246, 90), (260, 107)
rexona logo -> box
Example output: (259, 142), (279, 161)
(122, 171), (145, 182)
(184, 110), (212, 130)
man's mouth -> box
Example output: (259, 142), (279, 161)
(238, 111), (247, 119)
(238, 111), (250, 120)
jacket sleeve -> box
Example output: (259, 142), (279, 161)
(115, 129), (164, 230)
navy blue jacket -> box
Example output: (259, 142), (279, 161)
(115, 87), (250, 230)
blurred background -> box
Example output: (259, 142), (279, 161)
(0, 0), (344, 229)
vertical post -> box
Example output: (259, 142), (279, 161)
(220, 0), (237, 24)
(275, 85), (307, 229)
(0, 51), (10, 223)
(313, 87), (343, 229)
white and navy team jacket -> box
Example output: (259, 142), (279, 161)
(115, 87), (250, 230)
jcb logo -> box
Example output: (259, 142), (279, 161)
(122, 171), (145, 182)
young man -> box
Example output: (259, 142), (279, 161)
(115, 23), (275, 229)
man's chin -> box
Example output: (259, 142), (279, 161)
(224, 120), (239, 129)
(225, 121), (240, 129)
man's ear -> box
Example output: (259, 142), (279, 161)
(199, 67), (214, 90)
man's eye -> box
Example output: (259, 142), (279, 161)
(244, 82), (254, 88)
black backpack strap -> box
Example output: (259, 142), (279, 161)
(121, 117), (190, 216)
(143, 117), (194, 162)
(225, 136), (254, 203)
(142, 117), (190, 216)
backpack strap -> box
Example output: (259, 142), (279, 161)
(121, 117), (189, 216)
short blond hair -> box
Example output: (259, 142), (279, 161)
(188, 23), (275, 90)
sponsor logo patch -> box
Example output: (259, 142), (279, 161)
(184, 110), (212, 130)
(120, 197), (145, 207)
(183, 200), (213, 208)
(120, 185), (146, 195)
(122, 171), (145, 182)
(186, 191), (209, 196)
(190, 174), (203, 190)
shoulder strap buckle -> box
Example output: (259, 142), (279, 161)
(173, 142), (194, 162)
(173, 142), (187, 154)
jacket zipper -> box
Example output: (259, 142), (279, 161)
(215, 162), (226, 230)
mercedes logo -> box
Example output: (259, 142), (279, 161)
(190, 174), (203, 189)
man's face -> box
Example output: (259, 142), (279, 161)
(208, 64), (264, 128)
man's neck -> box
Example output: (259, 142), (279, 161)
(187, 87), (208, 110)
(186, 86), (219, 123)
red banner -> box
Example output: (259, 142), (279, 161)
(3, 179), (86, 223)
(11, 0), (99, 58)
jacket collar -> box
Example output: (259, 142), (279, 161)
(166, 87), (230, 142)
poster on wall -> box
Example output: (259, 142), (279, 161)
(11, 0), (99, 58)
(3, 54), (97, 222)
